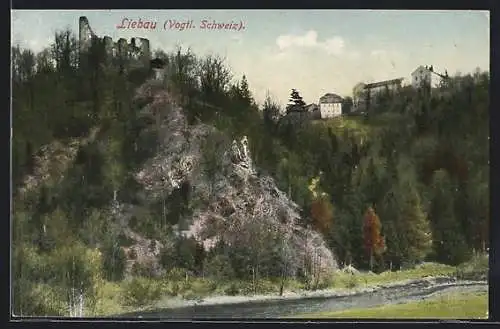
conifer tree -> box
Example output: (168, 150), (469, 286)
(239, 75), (252, 104)
(399, 184), (432, 264)
(429, 170), (470, 265)
(286, 89), (306, 113)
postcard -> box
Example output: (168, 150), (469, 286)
(11, 9), (490, 320)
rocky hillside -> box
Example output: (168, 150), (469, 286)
(108, 79), (337, 277)
(17, 78), (338, 281)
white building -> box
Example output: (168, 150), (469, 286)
(319, 93), (343, 118)
(150, 58), (166, 80)
(352, 78), (404, 112)
(411, 65), (445, 89)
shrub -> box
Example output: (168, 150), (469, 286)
(169, 281), (180, 296)
(224, 282), (240, 296)
(123, 277), (162, 307)
(178, 279), (215, 300)
(456, 253), (488, 281)
(131, 261), (156, 278)
(93, 281), (126, 316)
(315, 273), (336, 290)
(13, 243), (104, 316)
(238, 281), (256, 295)
(339, 274), (359, 289)
(49, 243), (103, 295)
(166, 267), (188, 281)
(255, 279), (279, 294)
(12, 279), (66, 316)
(202, 253), (235, 280)
(118, 233), (135, 247)
(101, 242), (127, 282)
(206, 279), (218, 293)
(25, 283), (67, 316)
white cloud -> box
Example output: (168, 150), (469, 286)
(11, 33), (53, 53)
(370, 49), (387, 57)
(275, 30), (345, 55)
(322, 36), (345, 55)
(276, 30), (318, 49)
(231, 34), (244, 44)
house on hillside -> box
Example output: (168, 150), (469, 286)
(319, 93), (343, 118)
(411, 65), (448, 90)
(305, 103), (321, 120)
(305, 103), (319, 112)
(150, 58), (166, 80)
(352, 78), (404, 112)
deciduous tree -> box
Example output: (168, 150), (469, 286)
(362, 206), (385, 271)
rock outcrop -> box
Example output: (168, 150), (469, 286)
(112, 80), (338, 276)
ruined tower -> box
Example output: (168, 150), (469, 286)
(103, 36), (114, 55)
(79, 16), (95, 53)
(130, 37), (151, 67)
(117, 38), (128, 58)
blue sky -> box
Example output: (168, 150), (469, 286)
(11, 10), (489, 105)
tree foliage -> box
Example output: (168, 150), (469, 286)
(362, 206), (385, 270)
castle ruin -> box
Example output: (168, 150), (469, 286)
(79, 16), (151, 69)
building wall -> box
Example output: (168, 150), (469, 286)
(412, 67), (431, 88)
(153, 68), (165, 80)
(387, 83), (400, 91)
(412, 67), (442, 89)
(320, 102), (342, 118)
(430, 74), (443, 88)
(369, 85), (386, 94)
(352, 83), (367, 112)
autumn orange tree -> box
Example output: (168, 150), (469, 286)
(310, 197), (334, 235)
(362, 206), (386, 271)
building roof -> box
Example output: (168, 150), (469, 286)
(151, 58), (166, 68)
(411, 65), (427, 75)
(319, 93), (343, 103)
(305, 103), (319, 111)
(412, 65), (447, 79)
(431, 70), (447, 79)
(364, 78), (404, 89)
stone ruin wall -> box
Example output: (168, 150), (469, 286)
(79, 16), (151, 68)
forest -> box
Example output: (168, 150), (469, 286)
(11, 28), (489, 316)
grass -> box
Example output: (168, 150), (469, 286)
(293, 291), (488, 319)
(313, 117), (373, 140)
(312, 113), (406, 145)
(328, 262), (457, 290)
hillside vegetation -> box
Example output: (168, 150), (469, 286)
(11, 28), (489, 316)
